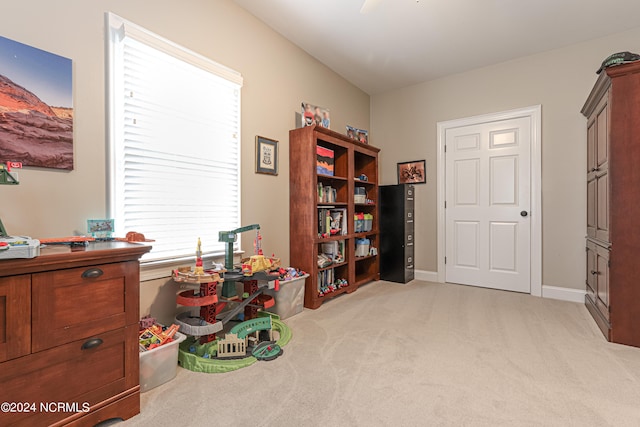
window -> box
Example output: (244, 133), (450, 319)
(107, 13), (242, 262)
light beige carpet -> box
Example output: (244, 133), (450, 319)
(122, 281), (640, 426)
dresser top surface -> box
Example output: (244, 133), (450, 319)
(0, 241), (151, 276)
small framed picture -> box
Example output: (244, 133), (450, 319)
(256, 136), (278, 175)
(397, 160), (426, 184)
(87, 219), (115, 238)
(346, 125), (368, 144)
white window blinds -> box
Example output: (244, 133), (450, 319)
(107, 13), (242, 262)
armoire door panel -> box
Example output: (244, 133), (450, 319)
(587, 121), (596, 174)
(587, 178), (596, 238)
(596, 173), (609, 242)
(596, 99), (608, 170)
(585, 242), (596, 301)
(595, 245), (610, 321)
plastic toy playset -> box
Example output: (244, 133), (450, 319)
(171, 224), (299, 373)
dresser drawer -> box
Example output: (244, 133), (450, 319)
(31, 261), (140, 352)
(0, 326), (139, 427)
(0, 275), (31, 362)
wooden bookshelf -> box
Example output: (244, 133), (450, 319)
(290, 125), (380, 309)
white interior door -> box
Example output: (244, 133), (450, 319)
(445, 116), (531, 293)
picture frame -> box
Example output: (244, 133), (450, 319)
(346, 125), (368, 145)
(256, 136), (278, 175)
(301, 102), (330, 129)
(397, 160), (426, 184)
(87, 219), (114, 238)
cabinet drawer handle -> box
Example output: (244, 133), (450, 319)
(81, 338), (103, 350)
(590, 167), (600, 172)
(82, 268), (104, 279)
(590, 270), (599, 275)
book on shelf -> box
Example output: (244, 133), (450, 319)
(317, 183), (337, 203)
(316, 146), (334, 176)
(317, 268), (334, 289)
(318, 207), (347, 236)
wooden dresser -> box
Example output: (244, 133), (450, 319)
(582, 61), (640, 346)
(0, 242), (150, 426)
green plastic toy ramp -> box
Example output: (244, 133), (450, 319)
(177, 318), (291, 373)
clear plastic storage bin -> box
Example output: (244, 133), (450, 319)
(264, 274), (309, 319)
(139, 331), (186, 392)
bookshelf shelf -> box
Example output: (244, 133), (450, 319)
(317, 202), (348, 207)
(290, 125), (380, 309)
(318, 174), (347, 181)
(354, 179), (375, 185)
(355, 254), (377, 262)
(315, 234), (348, 243)
(318, 261), (348, 272)
(354, 230), (378, 237)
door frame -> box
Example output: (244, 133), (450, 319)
(436, 105), (542, 296)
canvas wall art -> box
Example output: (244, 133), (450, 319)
(0, 35), (73, 170)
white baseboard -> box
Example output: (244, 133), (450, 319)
(411, 272), (584, 304)
(414, 270), (440, 282)
(541, 285), (585, 303)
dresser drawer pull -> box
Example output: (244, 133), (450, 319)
(81, 338), (103, 350)
(82, 268), (104, 279)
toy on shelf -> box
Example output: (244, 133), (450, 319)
(318, 278), (349, 297)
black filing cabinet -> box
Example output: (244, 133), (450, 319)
(379, 184), (415, 283)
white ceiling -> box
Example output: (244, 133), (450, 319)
(233, 0), (640, 94)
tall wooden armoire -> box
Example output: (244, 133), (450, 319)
(582, 61), (640, 346)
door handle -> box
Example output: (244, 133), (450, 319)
(520, 211), (528, 217)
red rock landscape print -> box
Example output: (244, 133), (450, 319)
(0, 36), (73, 170)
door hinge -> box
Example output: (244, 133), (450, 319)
(444, 201), (447, 209)
(444, 256), (447, 264)
(444, 145), (447, 153)
(608, 260), (611, 268)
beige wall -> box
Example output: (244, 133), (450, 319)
(371, 26), (640, 290)
(1, 0), (369, 322)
